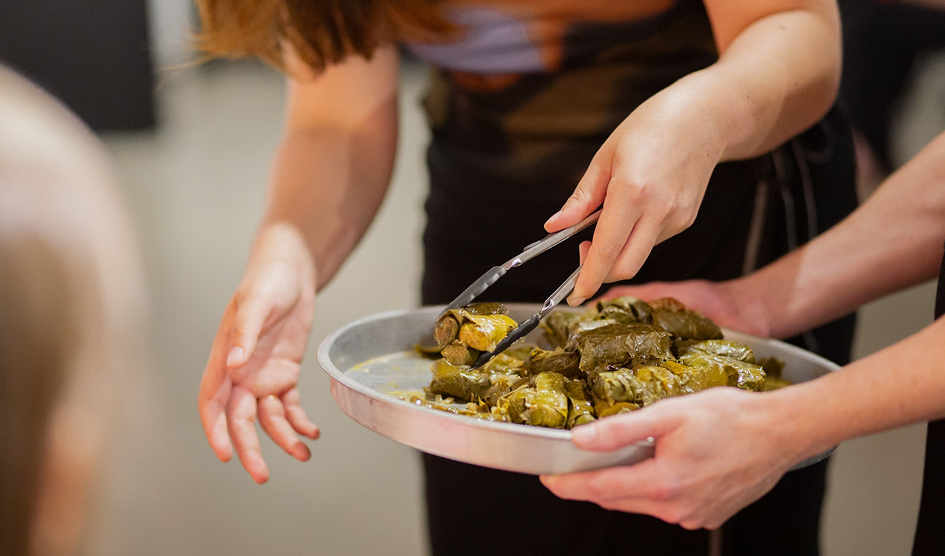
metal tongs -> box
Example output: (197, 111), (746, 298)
(438, 209), (602, 369)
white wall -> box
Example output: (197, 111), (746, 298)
(148, 0), (195, 66)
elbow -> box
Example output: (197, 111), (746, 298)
(811, 58), (841, 126)
(785, 27), (841, 136)
(780, 2), (844, 133)
(813, 4), (843, 122)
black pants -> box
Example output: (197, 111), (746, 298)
(420, 110), (858, 556)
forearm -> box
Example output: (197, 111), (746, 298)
(258, 107), (397, 290)
(250, 46), (400, 290)
(689, 2), (841, 160)
(732, 131), (945, 338)
(776, 316), (945, 460)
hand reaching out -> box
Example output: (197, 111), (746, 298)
(600, 280), (772, 338)
(198, 223), (319, 483)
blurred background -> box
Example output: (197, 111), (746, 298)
(2, 0), (944, 554)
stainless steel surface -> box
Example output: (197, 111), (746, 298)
(317, 303), (840, 475)
(437, 265), (506, 317)
(439, 210), (600, 317)
(471, 266), (583, 368)
(513, 209), (601, 267)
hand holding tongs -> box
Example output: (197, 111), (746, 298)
(438, 209), (602, 369)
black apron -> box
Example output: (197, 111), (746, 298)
(420, 106), (858, 556)
(911, 245), (945, 555)
(415, 3), (856, 553)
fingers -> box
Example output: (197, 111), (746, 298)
(241, 358), (304, 397)
(227, 385), (270, 484)
(569, 187), (643, 304)
(542, 458), (671, 507)
(571, 211), (663, 305)
(543, 464), (725, 529)
(199, 373), (234, 462)
(545, 151), (612, 232)
(282, 388), (320, 439)
(599, 282), (665, 302)
(604, 215), (662, 283)
(199, 305), (237, 461)
(571, 405), (681, 451)
(226, 290), (273, 369)
(258, 394), (312, 461)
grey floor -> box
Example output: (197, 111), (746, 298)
(85, 57), (944, 555)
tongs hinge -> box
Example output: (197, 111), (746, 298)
(469, 265), (583, 368)
(437, 209), (601, 369)
(437, 209), (600, 321)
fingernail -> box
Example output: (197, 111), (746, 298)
(295, 443), (311, 461)
(572, 424), (597, 446)
(567, 296), (586, 307)
(226, 347), (244, 367)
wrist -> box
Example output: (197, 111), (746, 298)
(643, 72), (729, 165)
(250, 221), (318, 287)
(670, 69), (753, 162)
(759, 383), (840, 466)
(721, 277), (773, 338)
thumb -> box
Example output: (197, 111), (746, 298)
(226, 290), (272, 368)
(572, 406), (682, 451)
(545, 152), (611, 232)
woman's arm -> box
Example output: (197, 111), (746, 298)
(700, 0), (841, 159)
(784, 315), (945, 458)
(264, 45), (400, 290)
(545, 0), (845, 304)
(603, 130), (945, 339)
(198, 46), (400, 483)
(729, 130), (945, 338)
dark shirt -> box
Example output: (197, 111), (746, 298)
(912, 245), (945, 554)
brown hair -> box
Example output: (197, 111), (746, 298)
(195, 0), (455, 72)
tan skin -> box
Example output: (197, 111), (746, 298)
(198, 0), (844, 484)
(544, 131), (945, 529)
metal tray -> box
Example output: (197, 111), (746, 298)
(316, 304), (839, 475)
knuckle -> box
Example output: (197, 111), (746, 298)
(568, 188), (589, 206)
(232, 324), (257, 340)
(669, 207), (696, 232)
(595, 424), (620, 447)
(595, 241), (623, 263)
(624, 179), (649, 199)
(658, 198), (678, 219)
(612, 257), (643, 281)
(651, 476), (681, 502)
(704, 518), (723, 531)
(597, 498), (623, 512)
(659, 506), (687, 525)
(586, 475), (612, 502)
(248, 281), (275, 300)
